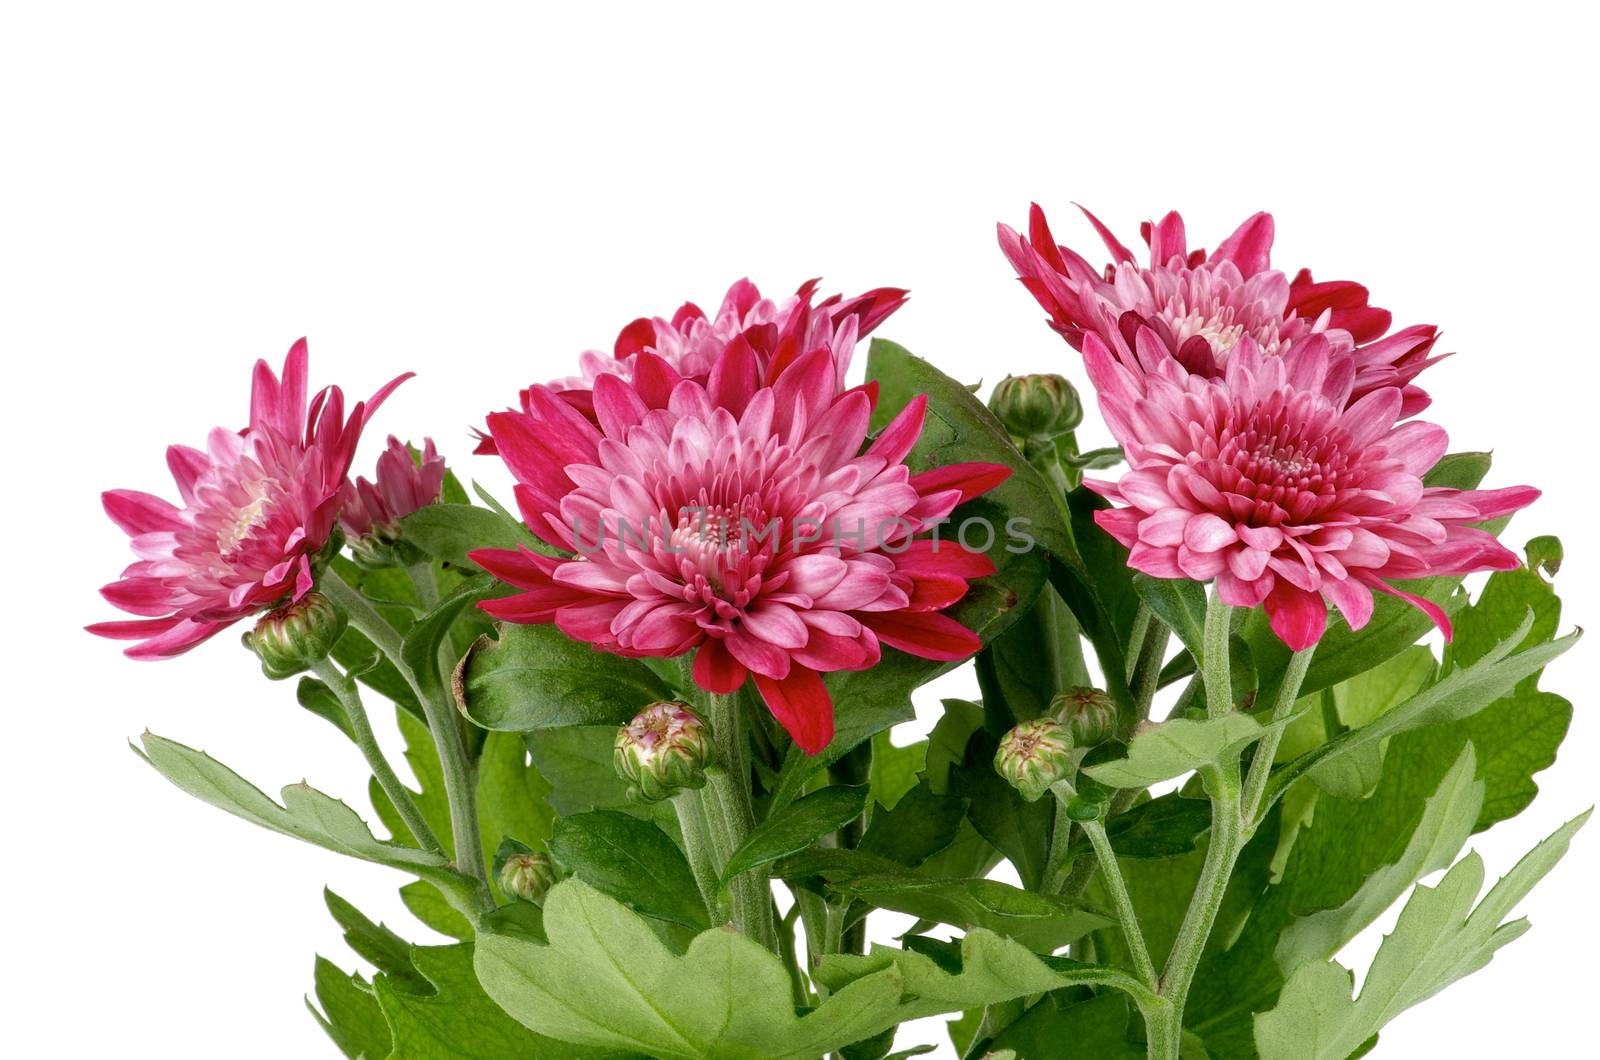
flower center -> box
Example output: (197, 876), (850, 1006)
(217, 494), (269, 553)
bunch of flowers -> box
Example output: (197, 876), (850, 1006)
(94, 230), (1582, 1060)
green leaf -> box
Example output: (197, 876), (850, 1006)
(865, 338), (1081, 571)
(950, 729), (1052, 890)
(1133, 575), (1209, 664)
(325, 888), (428, 992)
(814, 929), (1154, 1026)
(767, 694), (915, 816)
(860, 779), (970, 868)
(1066, 792), (1212, 861)
(296, 676), (355, 739)
(1274, 746), (1484, 971)
(721, 784), (869, 882)
(475, 880), (907, 1060)
(401, 503), (538, 569)
(1254, 810), (1590, 1059)
(1266, 613), (1579, 804)
(975, 583), (1091, 733)
(400, 880), (475, 941)
(134, 732), (477, 907)
(988, 992), (1144, 1059)
(832, 875), (1108, 953)
(401, 573), (500, 697)
(308, 957), (390, 1060)
(1085, 713), (1281, 788)
(867, 730), (928, 812)
(1187, 725), (1516, 1054)
(549, 811), (708, 929)
(524, 725), (676, 831)
(926, 700), (985, 795)
(1047, 489), (1144, 709)
(374, 943), (601, 1059)
(457, 623), (673, 732)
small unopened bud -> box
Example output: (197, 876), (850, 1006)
(347, 521), (421, 570)
(241, 592), (346, 680)
(614, 702), (713, 802)
(1050, 686), (1118, 748)
(995, 717), (1074, 802)
(989, 374), (1082, 440)
(499, 850), (557, 903)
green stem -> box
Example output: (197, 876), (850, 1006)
(776, 901), (811, 1008)
(1126, 620), (1171, 739)
(675, 789), (727, 925)
(323, 570), (492, 909)
(1148, 589), (1240, 1058)
(1080, 812), (1157, 991)
(1201, 589), (1233, 719)
(1044, 794), (1078, 893)
(311, 657), (443, 856)
(1153, 761), (1241, 1059)
(1240, 645), (1316, 830)
(704, 692), (779, 951)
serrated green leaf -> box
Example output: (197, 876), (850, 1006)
(475, 880), (907, 1060)
(721, 784), (869, 882)
(457, 623), (671, 732)
(135, 732), (477, 907)
(1254, 810), (1590, 1059)
(400, 880), (475, 941)
(308, 957), (390, 1060)
(950, 729), (1052, 890)
(831, 874), (1108, 954)
(815, 928), (1154, 1026)
(549, 811), (708, 929)
(1267, 613), (1579, 803)
(868, 730), (928, 812)
(860, 778), (970, 868)
(400, 503), (538, 569)
(1085, 713), (1280, 788)
(375, 943), (602, 1059)
(1133, 575), (1209, 665)
(325, 888), (428, 992)
(988, 991), (1144, 1059)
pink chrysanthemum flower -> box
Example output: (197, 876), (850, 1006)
(89, 340), (409, 659)
(339, 435), (446, 539)
(474, 278), (905, 451)
(1082, 325), (1536, 650)
(999, 205), (1443, 416)
(471, 345), (1008, 753)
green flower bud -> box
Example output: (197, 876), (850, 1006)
(241, 591), (346, 680)
(994, 717), (1074, 802)
(498, 850), (557, 903)
(989, 373), (1082, 440)
(347, 521), (425, 570)
(1050, 686), (1118, 748)
(614, 702), (713, 802)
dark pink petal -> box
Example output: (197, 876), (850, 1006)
(908, 462), (1011, 505)
(860, 610), (981, 662)
(754, 667), (834, 755)
(1264, 581), (1327, 651)
(102, 490), (185, 536)
(693, 637), (748, 694)
(1212, 212), (1275, 276)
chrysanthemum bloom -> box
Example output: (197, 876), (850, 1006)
(471, 347), (1008, 753)
(474, 278), (905, 451)
(1083, 326), (1536, 650)
(89, 340), (409, 659)
(340, 436), (446, 539)
(999, 205), (1443, 415)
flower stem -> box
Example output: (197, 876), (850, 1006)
(311, 656), (443, 856)
(1201, 589), (1233, 719)
(323, 569), (492, 910)
(1240, 645), (1316, 830)
(1079, 810), (1157, 991)
(704, 691), (779, 951)
(1148, 588), (1239, 1057)
(674, 788), (727, 925)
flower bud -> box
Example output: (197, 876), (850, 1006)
(994, 717), (1074, 802)
(1050, 686), (1118, 748)
(614, 702), (713, 802)
(989, 373), (1082, 440)
(241, 591), (346, 680)
(499, 850), (557, 903)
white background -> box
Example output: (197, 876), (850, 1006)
(4, 2), (1596, 1056)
